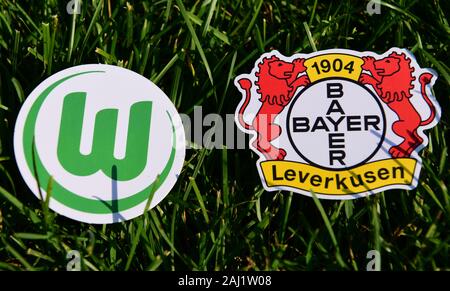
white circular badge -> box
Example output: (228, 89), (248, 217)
(14, 65), (185, 224)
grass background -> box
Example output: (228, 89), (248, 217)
(0, 0), (449, 271)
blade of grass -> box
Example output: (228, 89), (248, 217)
(303, 21), (317, 52)
(78, 0), (104, 63)
(244, 0), (263, 38)
(311, 191), (347, 269)
(152, 53), (179, 84)
(176, 0), (214, 85)
(1, 238), (35, 271)
(190, 177), (210, 224)
(202, 0), (217, 37)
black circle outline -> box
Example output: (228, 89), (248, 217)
(286, 77), (387, 171)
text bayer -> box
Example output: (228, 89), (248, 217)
(222, 275), (271, 287)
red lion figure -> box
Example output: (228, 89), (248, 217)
(359, 52), (436, 158)
(237, 55), (310, 160)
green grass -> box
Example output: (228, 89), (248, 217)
(0, 0), (449, 271)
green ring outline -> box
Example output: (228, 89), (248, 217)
(22, 71), (176, 214)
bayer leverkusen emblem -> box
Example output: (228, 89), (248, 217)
(235, 48), (441, 199)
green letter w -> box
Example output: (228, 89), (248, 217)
(57, 92), (152, 181)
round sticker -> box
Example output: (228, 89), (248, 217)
(14, 64), (185, 223)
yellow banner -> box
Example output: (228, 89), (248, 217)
(261, 159), (417, 195)
(304, 54), (364, 82)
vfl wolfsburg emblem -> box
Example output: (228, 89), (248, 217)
(14, 65), (185, 223)
(235, 48), (441, 199)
